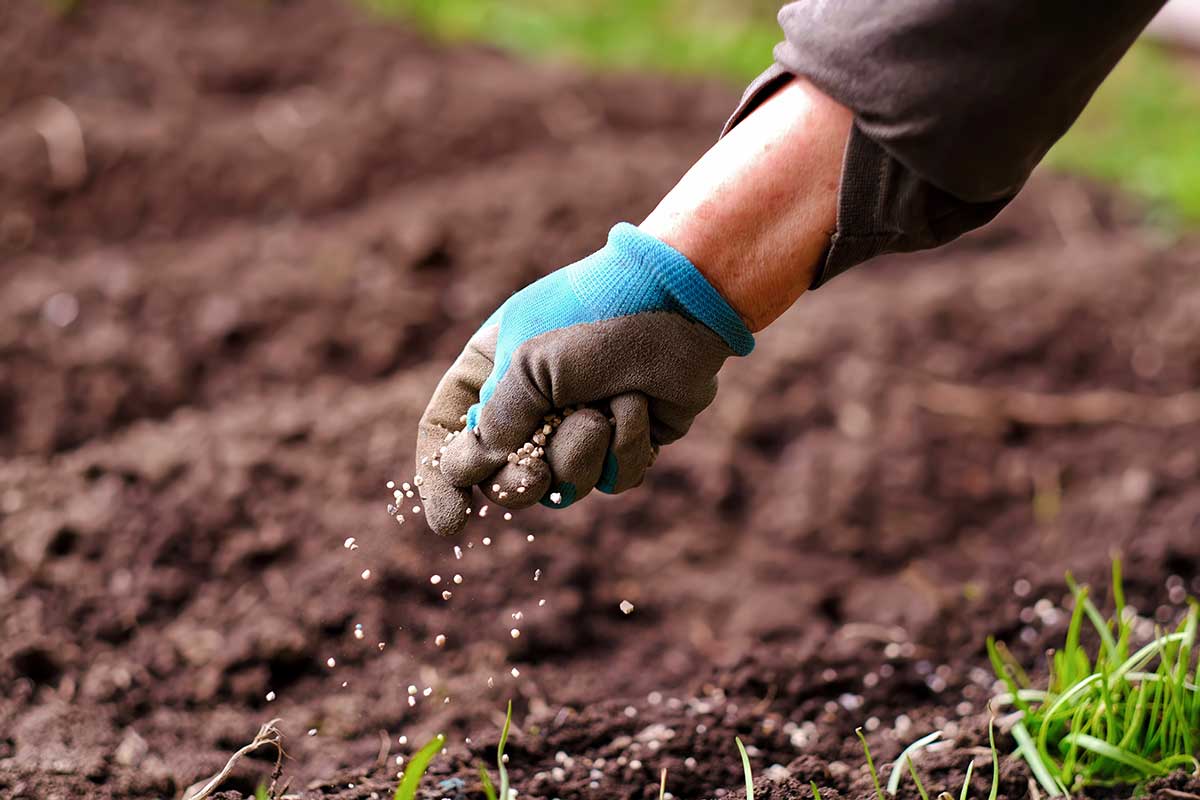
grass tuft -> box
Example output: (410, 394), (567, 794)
(991, 559), (1200, 793)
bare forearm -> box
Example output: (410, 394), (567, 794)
(640, 78), (851, 332)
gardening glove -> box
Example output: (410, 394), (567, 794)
(415, 223), (754, 536)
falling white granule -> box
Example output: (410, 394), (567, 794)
(266, 691), (276, 702)
(430, 574), (442, 585)
(533, 569), (541, 581)
(408, 696), (416, 707)
(526, 534), (535, 542)
(619, 600), (635, 615)
(422, 687), (432, 697)
(308, 728), (318, 736)
(387, 481), (395, 489)
(504, 512), (513, 521)
(398, 735), (408, 745)
(510, 667), (520, 678)
(510, 628), (521, 639)
(343, 536), (357, 549)
(538, 599), (546, 607)
(487, 676), (495, 688)
(453, 546), (462, 560)
(326, 657), (337, 668)
(434, 634), (446, 647)
(412, 506), (421, 514)
(549, 492), (562, 504)
(482, 537), (491, 546)
(452, 574), (463, 584)
(512, 611), (523, 620)
(354, 628), (365, 640)
(408, 684), (418, 695)
(361, 569), (371, 580)
(442, 590), (452, 600)
(479, 506), (489, 518)
(378, 642), (386, 651)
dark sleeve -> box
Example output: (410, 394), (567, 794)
(724, 0), (1167, 287)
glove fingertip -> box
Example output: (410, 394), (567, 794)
(419, 484), (472, 537)
(540, 482), (578, 509)
(596, 452), (620, 495)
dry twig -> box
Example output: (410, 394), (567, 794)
(181, 718), (284, 800)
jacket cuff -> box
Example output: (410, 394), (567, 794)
(722, 67), (1015, 289)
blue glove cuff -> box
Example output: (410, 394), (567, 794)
(577, 223), (756, 356)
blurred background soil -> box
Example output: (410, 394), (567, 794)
(2, 2), (1199, 799)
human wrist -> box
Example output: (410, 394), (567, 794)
(639, 77), (851, 332)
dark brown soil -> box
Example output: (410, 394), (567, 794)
(3, 2), (1200, 800)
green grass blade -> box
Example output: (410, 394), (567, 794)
(736, 737), (755, 800)
(987, 721), (999, 800)
(394, 733), (446, 800)
(987, 637), (1031, 714)
(1064, 733), (1167, 776)
(887, 731), (942, 796)
(856, 727), (886, 800)
(811, 781), (824, 800)
(255, 785), (269, 800)
(906, 758), (931, 800)
(1012, 720), (1065, 797)
(958, 758), (975, 800)
(479, 765), (497, 800)
(497, 700), (513, 800)
(1113, 558), (1130, 661)
(1113, 633), (1189, 684)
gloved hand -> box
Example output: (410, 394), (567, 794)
(415, 223), (754, 536)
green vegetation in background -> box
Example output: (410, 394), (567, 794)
(365, 0), (1200, 222)
(363, 0), (780, 81)
(1046, 44), (1200, 222)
